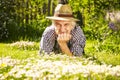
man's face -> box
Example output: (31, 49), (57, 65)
(54, 20), (74, 35)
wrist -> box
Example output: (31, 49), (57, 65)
(58, 42), (67, 46)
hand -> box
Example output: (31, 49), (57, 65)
(57, 33), (73, 56)
(57, 33), (71, 44)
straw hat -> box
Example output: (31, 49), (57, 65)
(46, 0), (79, 21)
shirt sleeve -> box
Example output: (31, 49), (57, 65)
(40, 26), (56, 54)
(70, 26), (86, 56)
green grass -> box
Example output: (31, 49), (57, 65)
(0, 40), (120, 80)
(85, 40), (120, 65)
(0, 40), (120, 65)
(93, 52), (120, 66)
(0, 43), (39, 60)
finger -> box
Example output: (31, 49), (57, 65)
(57, 34), (60, 41)
(63, 33), (68, 41)
(58, 34), (62, 40)
(62, 33), (65, 41)
(60, 34), (63, 40)
(60, 33), (65, 41)
(64, 33), (67, 40)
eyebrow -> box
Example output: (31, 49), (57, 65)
(55, 22), (61, 25)
(55, 21), (70, 24)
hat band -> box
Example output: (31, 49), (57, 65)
(54, 14), (73, 17)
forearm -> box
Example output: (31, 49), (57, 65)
(59, 43), (73, 56)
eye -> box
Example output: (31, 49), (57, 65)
(65, 23), (70, 27)
(55, 22), (61, 28)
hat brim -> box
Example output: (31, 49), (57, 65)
(46, 16), (79, 21)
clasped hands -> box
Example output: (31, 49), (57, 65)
(57, 33), (71, 45)
(57, 33), (73, 56)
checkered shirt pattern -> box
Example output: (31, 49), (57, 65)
(40, 25), (86, 56)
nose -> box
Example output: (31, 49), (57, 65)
(61, 26), (66, 33)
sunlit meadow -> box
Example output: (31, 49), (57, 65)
(0, 41), (120, 80)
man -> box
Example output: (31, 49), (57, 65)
(40, 0), (86, 56)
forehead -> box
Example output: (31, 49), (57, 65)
(54, 20), (71, 24)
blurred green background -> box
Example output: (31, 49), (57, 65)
(0, 0), (120, 56)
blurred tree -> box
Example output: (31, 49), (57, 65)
(0, 0), (120, 41)
(0, 0), (16, 41)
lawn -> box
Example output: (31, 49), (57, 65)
(0, 40), (120, 80)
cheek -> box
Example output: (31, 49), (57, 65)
(55, 27), (59, 34)
(67, 26), (73, 31)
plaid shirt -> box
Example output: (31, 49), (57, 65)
(40, 25), (86, 56)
